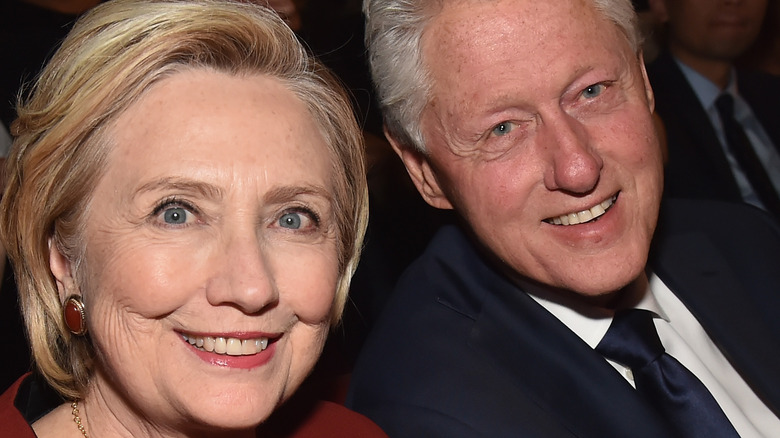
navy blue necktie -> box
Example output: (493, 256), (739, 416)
(596, 309), (740, 438)
(715, 93), (780, 220)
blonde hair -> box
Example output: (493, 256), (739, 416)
(0, 0), (368, 400)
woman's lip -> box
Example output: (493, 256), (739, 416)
(186, 340), (277, 370)
(177, 330), (281, 339)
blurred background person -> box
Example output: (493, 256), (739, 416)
(647, 0), (780, 221)
(0, 1), (386, 436)
(0, 0), (101, 132)
(739, 0), (780, 76)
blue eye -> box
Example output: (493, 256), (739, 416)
(492, 122), (514, 137)
(152, 198), (197, 227)
(163, 207), (188, 225)
(583, 84), (605, 99)
(279, 212), (303, 229)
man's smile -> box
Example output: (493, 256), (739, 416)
(544, 193), (618, 226)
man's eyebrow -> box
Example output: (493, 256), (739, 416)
(263, 184), (334, 204)
(134, 177), (224, 199)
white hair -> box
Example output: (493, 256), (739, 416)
(363, 0), (642, 152)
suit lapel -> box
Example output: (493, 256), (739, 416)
(467, 276), (674, 437)
(651, 231), (780, 417)
(738, 70), (780, 157)
(463, 221), (780, 435)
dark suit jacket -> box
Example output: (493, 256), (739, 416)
(647, 52), (780, 205)
(346, 200), (780, 437)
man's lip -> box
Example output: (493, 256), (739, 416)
(543, 193), (619, 226)
(710, 17), (750, 28)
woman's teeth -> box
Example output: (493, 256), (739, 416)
(546, 195), (616, 226)
(181, 334), (269, 356)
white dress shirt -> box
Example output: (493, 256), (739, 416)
(527, 273), (780, 437)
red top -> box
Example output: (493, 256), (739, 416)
(0, 373), (387, 437)
(0, 374), (36, 438)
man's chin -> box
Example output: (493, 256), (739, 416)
(556, 269), (649, 310)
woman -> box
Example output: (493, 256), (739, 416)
(0, 0), (382, 436)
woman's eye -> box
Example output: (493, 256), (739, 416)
(279, 212), (303, 229)
(152, 199), (197, 227)
(277, 209), (318, 231)
(163, 207), (189, 225)
(582, 83), (605, 99)
(491, 121), (514, 137)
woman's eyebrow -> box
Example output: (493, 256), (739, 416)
(134, 177), (224, 199)
(262, 184), (334, 204)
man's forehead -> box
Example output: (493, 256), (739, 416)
(421, 0), (629, 90)
(422, 0), (614, 61)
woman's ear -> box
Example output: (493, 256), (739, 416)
(49, 238), (80, 301)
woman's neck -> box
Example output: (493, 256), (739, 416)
(33, 385), (259, 438)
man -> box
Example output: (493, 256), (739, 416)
(346, 0), (780, 436)
(647, 0), (780, 220)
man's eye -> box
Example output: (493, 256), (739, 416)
(491, 121), (514, 137)
(162, 207), (190, 225)
(582, 83), (605, 99)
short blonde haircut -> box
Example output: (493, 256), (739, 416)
(0, 0), (368, 400)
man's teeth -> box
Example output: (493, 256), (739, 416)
(181, 334), (269, 356)
(547, 196), (615, 226)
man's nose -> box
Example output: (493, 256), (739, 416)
(540, 111), (603, 194)
(206, 228), (279, 314)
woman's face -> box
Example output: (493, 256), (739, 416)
(51, 69), (340, 433)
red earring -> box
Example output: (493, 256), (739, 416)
(63, 295), (87, 336)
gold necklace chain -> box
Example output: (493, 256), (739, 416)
(71, 401), (89, 437)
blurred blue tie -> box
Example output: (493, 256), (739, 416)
(596, 309), (740, 438)
(715, 93), (780, 220)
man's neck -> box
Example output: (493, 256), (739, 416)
(513, 271), (650, 318)
(669, 46), (733, 90)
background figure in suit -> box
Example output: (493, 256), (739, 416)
(347, 0), (780, 436)
(739, 0), (780, 76)
(647, 0), (780, 220)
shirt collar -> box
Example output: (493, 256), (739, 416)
(674, 57), (739, 109)
(525, 273), (669, 349)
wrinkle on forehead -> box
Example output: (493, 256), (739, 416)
(418, 0), (644, 158)
(422, 0), (634, 101)
(423, 0), (616, 79)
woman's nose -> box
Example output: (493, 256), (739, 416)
(206, 228), (279, 314)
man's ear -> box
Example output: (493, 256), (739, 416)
(385, 128), (454, 210)
(49, 238), (80, 301)
(638, 52), (656, 113)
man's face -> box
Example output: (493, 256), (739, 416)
(404, 0), (663, 297)
(655, 0), (767, 63)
